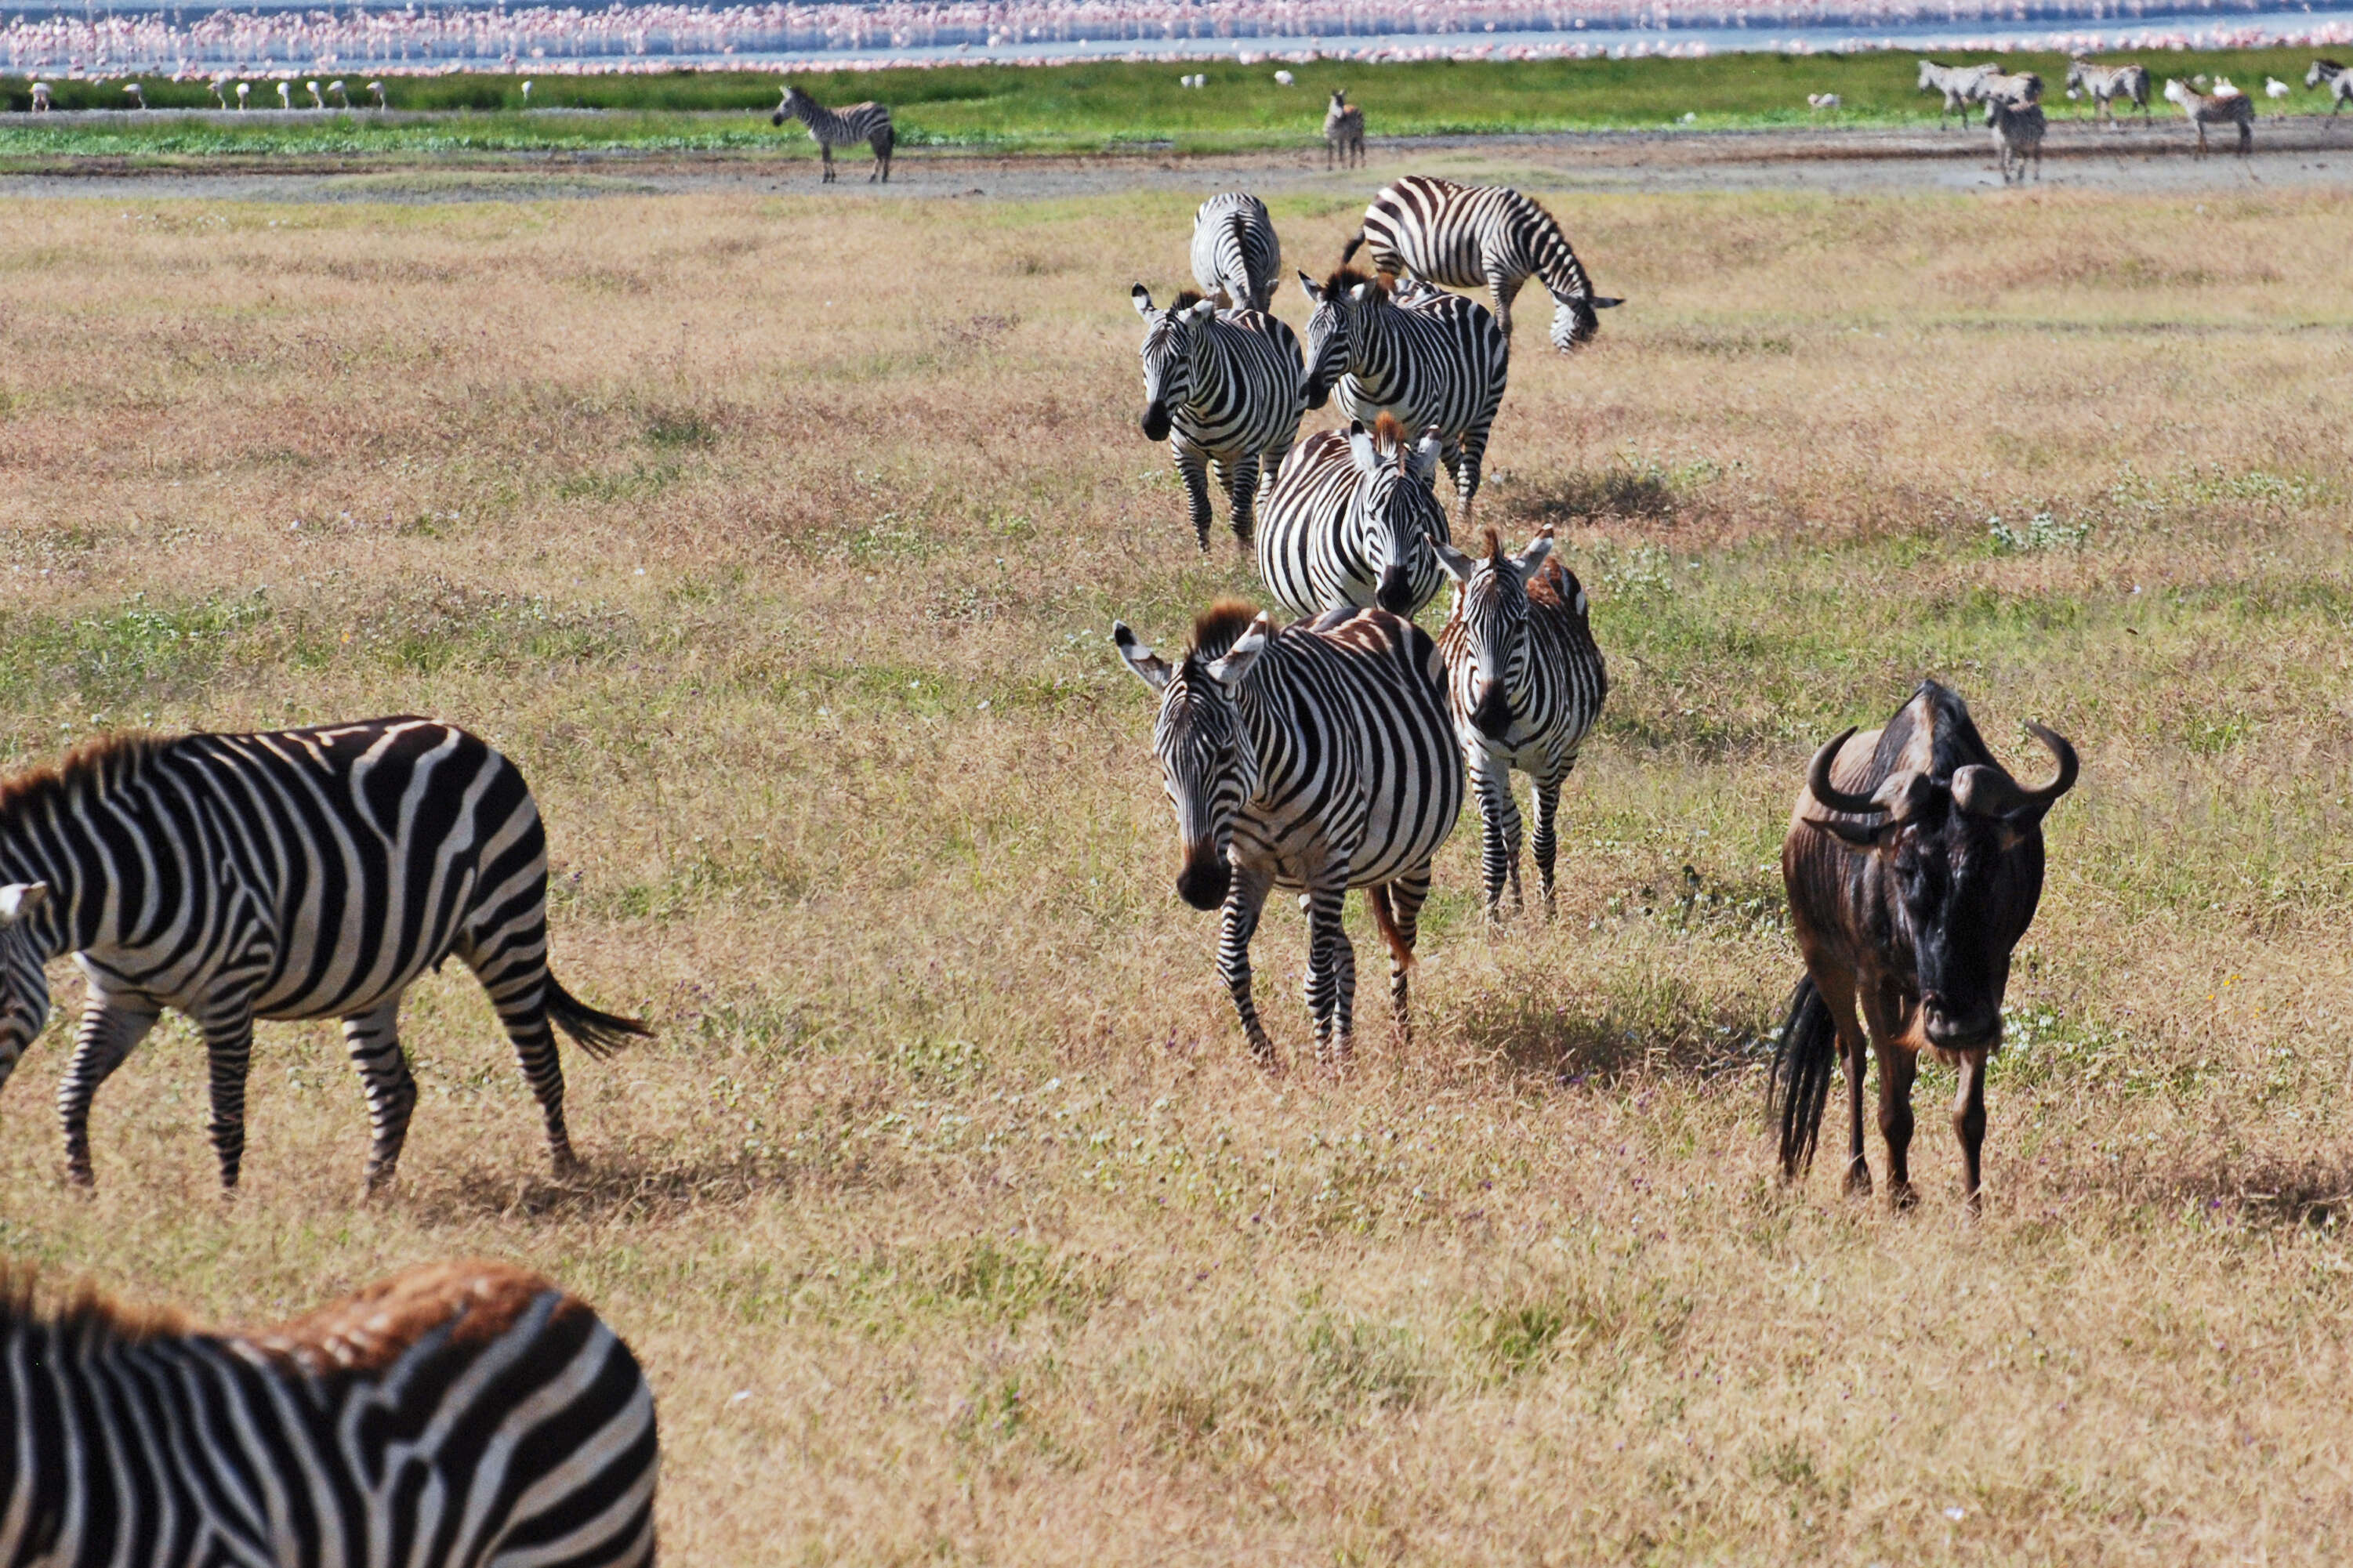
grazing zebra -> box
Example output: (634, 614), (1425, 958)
(2065, 58), (2152, 125)
(0, 719), (651, 1192)
(1917, 60), (1997, 127)
(2164, 78), (2253, 155)
(1986, 95), (2045, 183)
(0, 1257), (657, 1566)
(772, 84), (894, 183)
(1298, 266), (1509, 523)
(1256, 415), (1451, 620)
(2309, 59), (2353, 114)
(1324, 89), (1365, 167)
(1114, 600), (1461, 1065)
(1130, 284), (1304, 549)
(1340, 175), (1620, 352)
(1434, 526), (1608, 922)
(1190, 191), (1282, 313)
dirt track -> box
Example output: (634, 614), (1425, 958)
(2, 120), (2348, 203)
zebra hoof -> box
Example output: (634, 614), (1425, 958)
(63, 1164), (96, 1193)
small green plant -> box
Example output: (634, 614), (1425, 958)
(1987, 511), (2090, 553)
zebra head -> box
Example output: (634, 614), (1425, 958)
(1348, 417), (1449, 617)
(1296, 266), (1381, 411)
(1131, 285), (1217, 443)
(1549, 292), (1622, 353)
(0, 882), (54, 1085)
(1437, 526), (1560, 741)
(772, 85), (807, 127)
(2064, 59), (2089, 93)
(1114, 604), (1270, 911)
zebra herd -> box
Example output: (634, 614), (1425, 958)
(1123, 178), (1616, 1062)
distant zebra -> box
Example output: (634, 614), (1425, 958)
(2309, 59), (2353, 114)
(1917, 60), (1997, 127)
(2065, 58), (2151, 125)
(0, 719), (651, 1191)
(1435, 526), (1608, 921)
(1324, 89), (1365, 167)
(2165, 78), (2253, 155)
(1979, 70), (2044, 107)
(1190, 191), (1282, 313)
(1131, 284), (1304, 549)
(1298, 266), (1509, 523)
(773, 83), (894, 183)
(1341, 176), (1621, 352)
(1256, 415), (1451, 620)
(1115, 601), (1461, 1064)
(0, 1258), (657, 1566)
(1987, 95), (2045, 183)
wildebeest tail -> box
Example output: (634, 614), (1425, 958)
(1340, 228), (1368, 266)
(546, 975), (654, 1059)
(1767, 976), (1836, 1179)
(1365, 884), (1415, 972)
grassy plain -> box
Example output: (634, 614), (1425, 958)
(0, 45), (2346, 158)
(1, 172), (2351, 1561)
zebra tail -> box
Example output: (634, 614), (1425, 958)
(546, 976), (655, 1059)
(1766, 976), (1836, 1180)
(1365, 884), (1415, 973)
(1340, 228), (1368, 265)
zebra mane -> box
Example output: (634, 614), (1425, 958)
(1322, 265), (1386, 298)
(1170, 289), (1207, 311)
(1481, 527), (1505, 564)
(1188, 599), (1264, 661)
(0, 731), (168, 821)
(1370, 412), (1407, 451)
(0, 1264), (193, 1348)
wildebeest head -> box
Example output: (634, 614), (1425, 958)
(1296, 266), (1384, 411)
(1114, 603), (1271, 912)
(0, 882), (55, 1094)
(1436, 524), (1562, 740)
(1347, 416), (1448, 615)
(1131, 285), (1217, 444)
(1804, 689), (2078, 1052)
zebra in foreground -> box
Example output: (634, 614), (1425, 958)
(1916, 60), (1997, 127)
(0, 1258), (657, 1565)
(1987, 95), (2046, 183)
(1434, 526), (1608, 922)
(1300, 266), (1509, 523)
(1190, 191), (1282, 313)
(1256, 415), (1450, 620)
(1131, 284), (1304, 549)
(773, 84), (894, 182)
(2164, 78), (2253, 155)
(2309, 59), (2353, 114)
(1115, 601), (1461, 1066)
(0, 719), (651, 1191)
(2065, 58), (2151, 125)
(1340, 176), (1620, 352)
(1324, 89), (1365, 167)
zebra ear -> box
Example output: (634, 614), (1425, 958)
(1191, 296), (1221, 320)
(1347, 422), (1379, 474)
(0, 883), (49, 924)
(1407, 428), (1442, 483)
(1434, 535), (1477, 583)
(1112, 623), (1172, 691)
(1206, 617), (1272, 688)
(1131, 284), (1155, 318)
(1514, 527), (1556, 583)
(1590, 297), (1623, 310)
(1297, 270), (1322, 304)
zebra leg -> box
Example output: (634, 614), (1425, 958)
(1218, 864), (1278, 1067)
(1470, 744), (1523, 923)
(194, 1001), (259, 1191)
(1448, 430), (1489, 524)
(1380, 868), (1432, 1029)
(820, 142), (835, 182)
(56, 1000), (159, 1189)
(340, 998), (417, 1190)
(459, 933), (582, 1175)
(1223, 453), (1264, 548)
(1173, 441), (1215, 551)
(1484, 265), (1524, 339)
(1532, 765), (1569, 918)
(1299, 874), (1354, 1061)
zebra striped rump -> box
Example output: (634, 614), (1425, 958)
(1256, 412), (1451, 620)
(0, 1258), (658, 1566)
(1189, 192), (1282, 313)
(1131, 284), (1304, 550)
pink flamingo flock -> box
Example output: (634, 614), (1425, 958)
(2, 2), (2348, 79)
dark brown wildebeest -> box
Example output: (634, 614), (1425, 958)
(1768, 680), (2079, 1211)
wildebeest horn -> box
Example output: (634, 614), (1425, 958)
(1953, 722), (2079, 820)
(1805, 728), (1883, 817)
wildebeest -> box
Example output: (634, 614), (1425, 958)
(1768, 681), (2079, 1211)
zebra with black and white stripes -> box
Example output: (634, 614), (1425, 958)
(1256, 414), (1450, 620)
(1434, 527), (1608, 922)
(1987, 94), (2046, 183)
(1298, 266), (1509, 523)
(1132, 284), (1304, 549)
(2308, 59), (2352, 114)
(1190, 191), (1282, 313)
(773, 83), (894, 182)
(0, 1257), (657, 1565)
(1115, 600), (1460, 1065)
(2065, 59), (2152, 125)
(1324, 89), (1365, 167)
(1918, 60), (1998, 127)
(1340, 176), (1621, 352)
(0, 719), (651, 1192)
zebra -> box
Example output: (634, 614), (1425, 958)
(1917, 60), (1997, 127)
(1978, 70), (2044, 107)
(0, 1257), (657, 1566)
(1324, 89), (1365, 167)
(2308, 60), (2353, 114)
(2164, 78), (2253, 156)
(1298, 265), (1510, 524)
(1114, 600), (1461, 1066)
(0, 719), (651, 1193)
(2065, 59), (2152, 126)
(1434, 526), (1608, 922)
(1131, 284), (1304, 550)
(772, 84), (894, 183)
(1987, 95), (2045, 183)
(1340, 176), (1621, 353)
(1256, 414), (1451, 620)
(1189, 191), (1282, 313)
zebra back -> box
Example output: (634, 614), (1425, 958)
(1131, 285), (1303, 459)
(1351, 176), (1610, 349)
(1299, 267), (1507, 459)
(779, 85), (891, 146)
(1190, 192), (1282, 313)
(1256, 417), (1451, 621)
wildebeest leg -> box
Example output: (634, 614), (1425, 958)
(1469, 743), (1523, 922)
(1300, 870), (1354, 1062)
(1952, 1047), (1990, 1212)
(1221, 453), (1264, 548)
(1810, 967), (1871, 1195)
(1875, 1041), (1920, 1210)
(1173, 440), (1215, 550)
(1220, 864), (1278, 1067)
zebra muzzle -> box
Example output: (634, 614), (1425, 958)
(1376, 566), (1417, 616)
(770, 110), (787, 126)
(1175, 849), (1231, 911)
(1471, 680), (1515, 741)
(1140, 403), (1172, 442)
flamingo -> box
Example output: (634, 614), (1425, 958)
(306, 79), (324, 109)
(367, 80), (385, 108)
(234, 81), (249, 110)
(520, 78), (534, 106)
(28, 81), (49, 113)
(210, 74), (230, 109)
(327, 79), (348, 108)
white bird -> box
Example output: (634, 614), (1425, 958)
(2264, 76), (2290, 100)
(210, 73), (230, 108)
(28, 81), (49, 113)
(327, 79), (348, 107)
(1274, 69), (1294, 85)
(306, 79), (324, 109)
(122, 82), (146, 109)
(277, 81), (291, 110)
(1680, 110), (1697, 122)
(366, 80), (385, 108)
(1807, 92), (1841, 110)
(520, 79), (534, 105)
(235, 81), (249, 110)
(2212, 75), (2242, 98)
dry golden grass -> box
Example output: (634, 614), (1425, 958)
(1, 179), (2351, 1563)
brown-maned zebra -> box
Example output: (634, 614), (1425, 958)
(1324, 89), (1365, 167)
